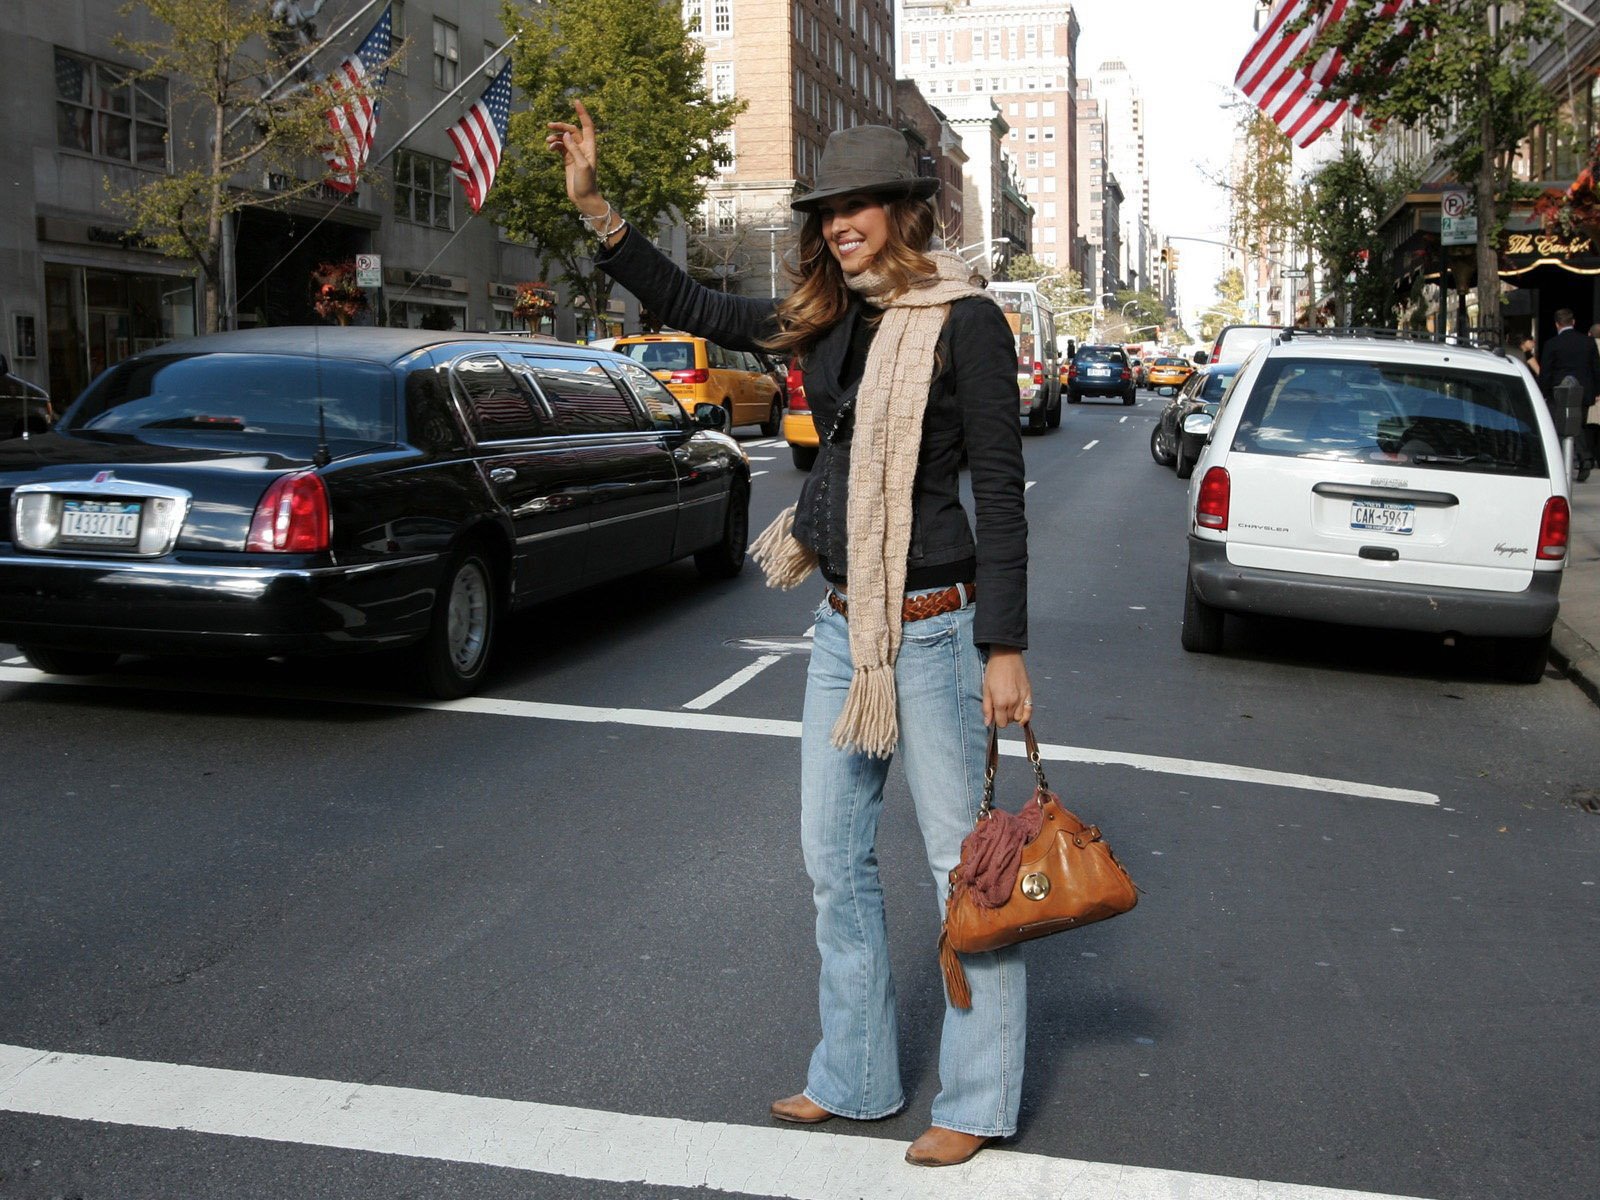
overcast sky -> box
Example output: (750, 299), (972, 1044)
(1072, 0), (1265, 327)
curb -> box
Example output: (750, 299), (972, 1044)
(1550, 618), (1600, 708)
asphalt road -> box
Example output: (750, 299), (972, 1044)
(2, 389), (1597, 1200)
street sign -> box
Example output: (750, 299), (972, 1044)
(1282, 268), (1307, 278)
(355, 253), (382, 288)
(1441, 190), (1477, 246)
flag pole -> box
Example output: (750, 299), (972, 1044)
(224, 0), (385, 138)
(374, 34), (519, 168)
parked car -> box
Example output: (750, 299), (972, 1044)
(1066, 344), (1135, 405)
(1199, 323), (1279, 367)
(1145, 356), (1196, 394)
(0, 328), (751, 696)
(0, 354), (55, 440)
(1180, 330), (1569, 682)
(615, 332), (783, 435)
(1150, 362), (1241, 478)
(782, 363), (818, 469)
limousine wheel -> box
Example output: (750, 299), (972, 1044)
(417, 547), (497, 698)
(695, 478), (749, 580)
(19, 645), (119, 675)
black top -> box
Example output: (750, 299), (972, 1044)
(594, 227), (1028, 649)
(1539, 327), (1600, 402)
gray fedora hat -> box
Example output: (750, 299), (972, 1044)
(791, 125), (940, 212)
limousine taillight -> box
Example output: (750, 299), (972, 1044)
(247, 471), (330, 553)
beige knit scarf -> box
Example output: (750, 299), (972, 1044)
(749, 252), (997, 757)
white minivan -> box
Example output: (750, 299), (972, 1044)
(1180, 331), (1570, 682)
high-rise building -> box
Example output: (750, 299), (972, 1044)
(1091, 60), (1150, 291)
(896, 0), (1081, 276)
(1075, 79), (1120, 300)
(690, 0), (899, 295)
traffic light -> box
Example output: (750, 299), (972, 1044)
(1169, 247), (1181, 271)
(1159, 246), (1170, 268)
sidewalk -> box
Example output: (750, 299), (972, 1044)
(1551, 474), (1600, 706)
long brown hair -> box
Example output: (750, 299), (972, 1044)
(764, 196), (939, 360)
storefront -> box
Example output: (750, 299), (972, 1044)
(36, 217), (196, 403)
(1498, 225), (1600, 345)
(383, 267), (468, 331)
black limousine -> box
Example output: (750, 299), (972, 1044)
(0, 328), (751, 697)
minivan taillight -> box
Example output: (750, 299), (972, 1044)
(1033, 361), (1044, 385)
(1537, 496), (1570, 560)
(247, 471), (329, 552)
(786, 366), (809, 411)
(1196, 467), (1230, 530)
(670, 368), (710, 385)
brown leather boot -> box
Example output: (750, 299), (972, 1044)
(769, 1093), (833, 1124)
(904, 1126), (992, 1167)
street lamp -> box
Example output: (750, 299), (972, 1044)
(955, 235), (1010, 268)
(755, 224), (789, 300)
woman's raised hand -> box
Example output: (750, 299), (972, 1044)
(545, 99), (605, 219)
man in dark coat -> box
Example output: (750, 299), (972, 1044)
(1540, 308), (1600, 481)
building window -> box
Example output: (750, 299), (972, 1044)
(713, 62), (734, 100)
(1026, 128), (1037, 141)
(432, 19), (458, 89)
(55, 50), (169, 169)
(714, 132), (735, 172)
(1043, 151), (1055, 167)
(1026, 102), (1037, 117)
(684, 0), (703, 31)
(1043, 101), (1055, 117)
(712, 0), (731, 34)
(391, 1), (407, 72)
(1043, 128), (1054, 141)
(715, 197), (736, 230)
(394, 151), (453, 229)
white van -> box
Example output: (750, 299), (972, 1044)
(1181, 331), (1570, 681)
(989, 281), (1060, 434)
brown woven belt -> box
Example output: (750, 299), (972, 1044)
(827, 582), (976, 623)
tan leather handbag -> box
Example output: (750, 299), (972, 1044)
(939, 723), (1138, 1008)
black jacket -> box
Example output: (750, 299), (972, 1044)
(1539, 327), (1600, 404)
(595, 230), (1028, 649)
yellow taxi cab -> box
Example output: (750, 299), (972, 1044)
(615, 333), (784, 434)
(780, 363), (818, 470)
(1145, 356), (1195, 393)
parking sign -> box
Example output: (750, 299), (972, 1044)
(355, 254), (382, 288)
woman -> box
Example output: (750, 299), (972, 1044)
(548, 105), (1032, 1168)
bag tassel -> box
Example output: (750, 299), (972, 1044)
(939, 927), (972, 1010)
(829, 663), (898, 758)
(749, 504), (818, 591)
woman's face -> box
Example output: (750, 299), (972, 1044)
(818, 193), (890, 275)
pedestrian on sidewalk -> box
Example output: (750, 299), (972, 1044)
(1539, 308), (1599, 482)
(548, 103), (1032, 1169)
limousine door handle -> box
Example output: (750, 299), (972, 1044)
(488, 467), (517, 484)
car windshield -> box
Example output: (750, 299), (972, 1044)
(65, 353), (395, 447)
(1199, 368), (1239, 402)
(1232, 358), (1546, 474)
(622, 342), (695, 372)
(1076, 347), (1121, 362)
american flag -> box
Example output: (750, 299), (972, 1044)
(321, 5), (393, 194)
(1236, 0), (1424, 148)
(447, 62), (514, 213)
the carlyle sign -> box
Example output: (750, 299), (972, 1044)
(1505, 232), (1595, 257)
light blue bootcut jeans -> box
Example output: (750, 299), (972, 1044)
(799, 587), (1026, 1138)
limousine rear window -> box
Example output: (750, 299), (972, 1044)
(68, 353), (395, 448)
(521, 355), (642, 435)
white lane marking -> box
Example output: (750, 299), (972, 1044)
(0, 667), (1437, 804)
(0, 1043), (1437, 1200)
(748, 455), (775, 462)
(1083, 439), (1100, 450)
(1025, 480), (1037, 491)
(1120, 416), (1129, 424)
(751, 470), (768, 477)
(684, 653), (782, 710)
(2, 656), (23, 665)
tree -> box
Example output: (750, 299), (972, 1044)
(1228, 109), (1298, 266)
(1303, 147), (1412, 327)
(1300, 0), (1560, 339)
(110, 0), (395, 332)
(687, 217), (767, 295)
(1001, 253), (1092, 341)
(491, 0), (744, 330)
(1110, 287), (1168, 341)
(1199, 269), (1248, 342)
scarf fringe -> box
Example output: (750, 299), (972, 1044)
(749, 504), (818, 590)
(939, 927), (972, 1009)
(829, 662), (898, 758)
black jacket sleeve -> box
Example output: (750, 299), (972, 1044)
(949, 297), (1028, 650)
(594, 227), (780, 351)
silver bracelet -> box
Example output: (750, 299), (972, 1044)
(578, 203), (627, 240)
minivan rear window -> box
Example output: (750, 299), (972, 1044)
(622, 342), (695, 373)
(66, 353), (395, 447)
(1233, 358), (1547, 475)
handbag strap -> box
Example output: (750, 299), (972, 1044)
(979, 721), (1051, 817)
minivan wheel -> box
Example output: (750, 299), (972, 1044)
(760, 398), (781, 438)
(1181, 575), (1224, 653)
(416, 547), (497, 699)
(1150, 421), (1175, 466)
(1493, 630), (1551, 684)
(1047, 397), (1062, 428)
(695, 477), (749, 579)
(19, 645), (119, 675)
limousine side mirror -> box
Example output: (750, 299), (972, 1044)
(693, 402), (729, 431)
